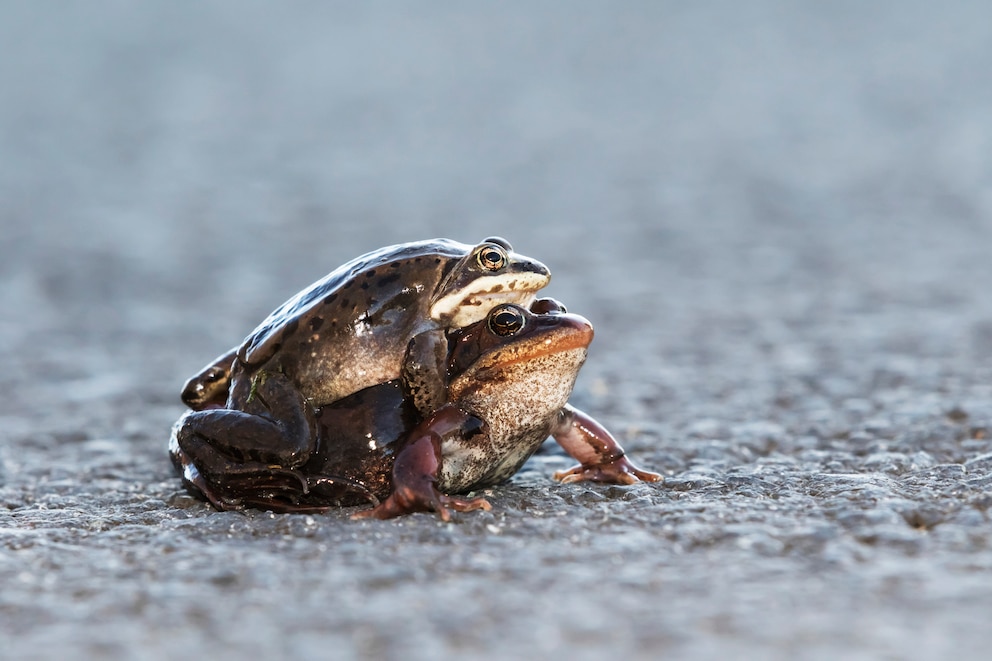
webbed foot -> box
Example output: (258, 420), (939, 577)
(553, 456), (662, 485)
(552, 404), (662, 486)
(351, 487), (490, 522)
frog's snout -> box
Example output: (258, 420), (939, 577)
(528, 259), (551, 279)
(550, 312), (594, 350)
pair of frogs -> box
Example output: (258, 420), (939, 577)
(170, 238), (660, 520)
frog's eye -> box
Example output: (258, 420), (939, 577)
(476, 244), (507, 271)
(488, 306), (525, 336)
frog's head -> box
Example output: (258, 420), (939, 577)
(445, 300), (592, 416)
(431, 237), (551, 327)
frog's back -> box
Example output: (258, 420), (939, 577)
(236, 239), (468, 404)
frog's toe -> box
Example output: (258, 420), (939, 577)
(350, 498), (405, 521)
(553, 457), (663, 486)
(437, 494), (492, 519)
(351, 490), (491, 521)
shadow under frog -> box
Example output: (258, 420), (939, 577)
(170, 300), (661, 519)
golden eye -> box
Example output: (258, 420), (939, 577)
(476, 245), (507, 271)
(488, 305), (525, 336)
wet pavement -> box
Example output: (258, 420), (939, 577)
(2, 2), (992, 659)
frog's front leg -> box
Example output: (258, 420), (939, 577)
(181, 348), (237, 410)
(401, 329), (449, 417)
(551, 404), (662, 485)
(352, 404), (492, 521)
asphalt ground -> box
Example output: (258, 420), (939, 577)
(2, 3), (992, 659)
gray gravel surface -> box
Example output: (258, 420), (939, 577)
(3, 2), (992, 659)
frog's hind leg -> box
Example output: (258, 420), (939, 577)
(241, 474), (379, 513)
(169, 429), (271, 510)
(171, 426), (377, 512)
(172, 430), (304, 511)
(175, 370), (318, 468)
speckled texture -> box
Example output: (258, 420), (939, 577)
(3, 2), (992, 659)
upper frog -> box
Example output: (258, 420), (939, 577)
(181, 237), (550, 410)
(170, 300), (661, 519)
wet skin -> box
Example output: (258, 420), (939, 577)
(180, 237), (551, 411)
(170, 300), (661, 519)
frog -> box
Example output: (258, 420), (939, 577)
(180, 237), (551, 411)
(169, 299), (662, 519)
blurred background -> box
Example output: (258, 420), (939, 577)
(3, 2), (992, 659)
(4, 2), (990, 361)
(5, 1), (992, 439)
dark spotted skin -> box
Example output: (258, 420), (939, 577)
(180, 238), (550, 411)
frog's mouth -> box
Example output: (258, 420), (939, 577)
(431, 273), (547, 327)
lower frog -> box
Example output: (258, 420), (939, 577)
(170, 299), (661, 519)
